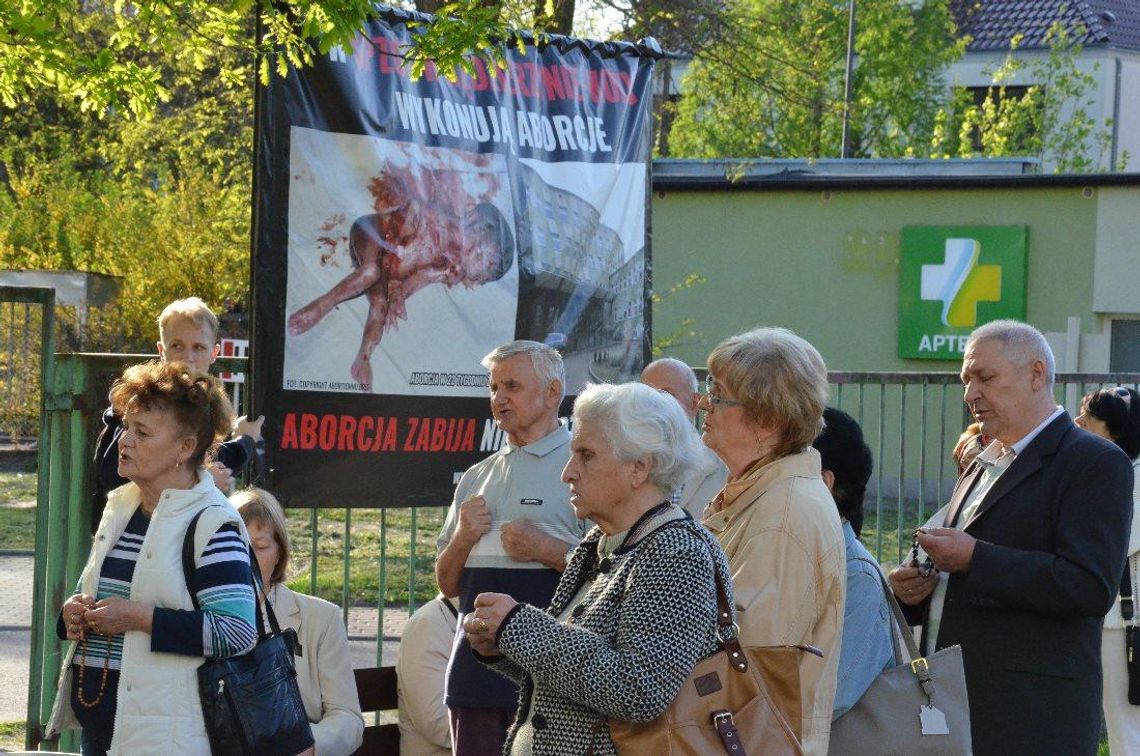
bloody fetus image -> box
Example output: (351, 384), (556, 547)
(288, 163), (515, 392)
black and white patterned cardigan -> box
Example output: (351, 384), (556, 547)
(481, 512), (734, 755)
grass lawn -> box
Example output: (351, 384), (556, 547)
(0, 466), (940, 605)
(858, 497), (929, 568)
(0, 471), (37, 552)
(283, 506), (447, 607)
(0, 472), (35, 506)
(0, 720), (25, 751)
(0, 469), (447, 606)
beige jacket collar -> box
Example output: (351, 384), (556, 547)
(268, 581), (303, 623)
(704, 447), (824, 532)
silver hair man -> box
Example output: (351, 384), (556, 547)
(483, 340), (566, 401)
(641, 357), (701, 420)
(967, 319), (1056, 386)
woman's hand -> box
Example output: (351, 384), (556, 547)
(85, 596), (154, 636)
(463, 592), (518, 655)
(62, 593), (96, 640)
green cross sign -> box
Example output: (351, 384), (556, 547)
(899, 226), (1029, 360)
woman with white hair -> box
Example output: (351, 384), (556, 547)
(463, 382), (733, 755)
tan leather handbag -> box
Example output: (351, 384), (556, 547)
(607, 569), (813, 756)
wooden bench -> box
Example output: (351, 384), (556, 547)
(352, 666), (400, 756)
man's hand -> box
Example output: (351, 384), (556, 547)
(889, 565), (940, 606)
(916, 527), (977, 574)
(436, 495), (493, 597)
(235, 415), (265, 442)
(500, 519), (545, 562)
(455, 495), (492, 548)
(208, 461), (235, 494)
(501, 519), (576, 571)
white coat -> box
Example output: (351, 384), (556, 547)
(47, 469), (249, 755)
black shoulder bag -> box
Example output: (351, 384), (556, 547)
(182, 508), (315, 755)
(1120, 560), (1140, 706)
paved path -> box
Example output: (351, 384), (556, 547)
(0, 553), (413, 726)
(0, 554), (33, 726)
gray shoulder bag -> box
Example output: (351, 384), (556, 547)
(829, 560), (972, 755)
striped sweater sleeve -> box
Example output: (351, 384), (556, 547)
(151, 522), (258, 658)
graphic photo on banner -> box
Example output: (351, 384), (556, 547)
(283, 128), (517, 395)
(898, 225), (1029, 360)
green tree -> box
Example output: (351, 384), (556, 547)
(0, 156), (250, 351)
(930, 22), (1126, 173)
(668, 0), (964, 158)
(0, 0), (534, 119)
(0, 18), (255, 350)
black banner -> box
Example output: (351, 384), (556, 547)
(251, 8), (658, 507)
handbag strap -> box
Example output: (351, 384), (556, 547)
(1122, 556), (1135, 624)
(854, 556), (946, 703)
(713, 565), (750, 673)
(853, 556), (922, 666)
(181, 506), (282, 640)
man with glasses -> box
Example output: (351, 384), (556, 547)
(889, 320), (1134, 756)
(640, 359), (727, 517)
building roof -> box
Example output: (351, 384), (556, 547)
(952, 0), (1140, 52)
(650, 158), (1140, 190)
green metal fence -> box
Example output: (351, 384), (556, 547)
(16, 296), (1140, 748)
(0, 298), (46, 447)
(828, 372), (1140, 564)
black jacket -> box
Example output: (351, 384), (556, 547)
(903, 414), (1134, 756)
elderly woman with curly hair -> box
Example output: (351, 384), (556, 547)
(700, 327), (846, 756)
(463, 382), (733, 755)
(47, 361), (259, 756)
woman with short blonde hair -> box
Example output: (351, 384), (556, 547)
(701, 327), (845, 756)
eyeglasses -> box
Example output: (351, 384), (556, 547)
(703, 375), (743, 409)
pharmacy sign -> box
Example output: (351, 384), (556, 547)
(899, 226), (1028, 360)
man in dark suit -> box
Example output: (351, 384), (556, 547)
(889, 319), (1134, 756)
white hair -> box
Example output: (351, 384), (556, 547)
(643, 357), (699, 393)
(571, 382), (703, 495)
(482, 340), (566, 400)
(968, 320), (1056, 385)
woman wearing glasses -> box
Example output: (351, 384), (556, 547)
(1077, 386), (1140, 755)
(699, 327), (846, 756)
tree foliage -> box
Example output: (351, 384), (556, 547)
(669, 0), (964, 159)
(0, 156), (251, 352)
(930, 22), (1126, 173)
(0, 15), (255, 351)
(0, 0), (531, 118)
